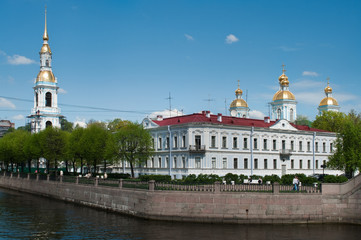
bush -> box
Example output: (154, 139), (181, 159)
(107, 173), (131, 179)
(182, 174), (222, 184)
(224, 173), (240, 184)
(139, 174), (171, 182)
(323, 175), (348, 183)
(263, 174), (281, 184)
(183, 174), (197, 183)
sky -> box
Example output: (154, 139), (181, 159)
(1, 0), (361, 128)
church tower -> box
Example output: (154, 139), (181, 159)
(229, 80), (249, 118)
(318, 78), (340, 115)
(270, 65), (297, 122)
(29, 8), (62, 133)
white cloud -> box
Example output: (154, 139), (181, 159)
(335, 93), (358, 102)
(12, 114), (24, 120)
(249, 110), (265, 119)
(58, 88), (67, 94)
(184, 34), (194, 41)
(293, 80), (324, 90)
(225, 34), (239, 44)
(278, 46), (298, 52)
(0, 97), (16, 109)
(302, 71), (319, 77)
(73, 117), (87, 128)
(149, 109), (184, 119)
(7, 55), (36, 65)
(0, 50), (6, 56)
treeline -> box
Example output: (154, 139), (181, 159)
(0, 119), (153, 178)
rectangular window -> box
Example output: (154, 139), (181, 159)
(195, 135), (201, 148)
(291, 141), (294, 151)
(233, 158), (238, 169)
(323, 142), (326, 152)
(173, 157), (177, 168)
(273, 159), (277, 169)
(308, 160), (311, 169)
(316, 160), (319, 169)
(158, 157), (162, 168)
(151, 158), (154, 168)
(212, 157), (216, 168)
(330, 143), (333, 152)
(264, 159), (268, 169)
(211, 136), (216, 148)
(244, 138), (248, 149)
(291, 159), (294, 169)
(299, 141), (303, 151)
(254, 138), (258, 149)
(233, 137), (238, 149)
(166, 137), (170, 149)
(195, 157), (201, 168)
(182, 157), (186, 168)
(263, 139), (267, 150)
(254, 158), (258, 169)
(182, 135), (186, 148)
(222, 136), (227, 148)
(244, 158), (248, 169)
(307, 141), (311, 151)
(158, 137), (162, 149)
(273, 140), (277, 150)
(223, 158), (227, 169)
(152, 138), (155, 149)
(300, 160), (303, 169)
(165, 157), (169, 168)
(282, 140), (286, 150)
(174, 136), (178, 149)
(315, 142), (319, 152)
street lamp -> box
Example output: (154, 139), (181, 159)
(321, 163), (326, 176)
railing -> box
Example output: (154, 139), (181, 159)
(189, 145), (206, 153)
(221, 183), (273, 192)
(280, 184), (320, 193)
(155, 182), (214, 192)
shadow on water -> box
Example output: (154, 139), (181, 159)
(0, 188), (361, 240)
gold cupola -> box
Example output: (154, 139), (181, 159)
(230, 80), (248, 108)
(272, 65), (295, 101)
(319, 78), (338, 107)
(40, 7), (51, 54)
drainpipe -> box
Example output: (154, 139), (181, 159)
(168, 126), (172, 178)
(313, 132), (316, 175)
(250, 126), (254, 176)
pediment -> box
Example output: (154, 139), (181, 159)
(269, 119), (298, 131)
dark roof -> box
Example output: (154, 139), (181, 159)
(151, 113), (330, 133)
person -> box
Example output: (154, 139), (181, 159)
(293, 176), (299, 191)
(104, 172), (108, 179)
(258, 177), (263, 185)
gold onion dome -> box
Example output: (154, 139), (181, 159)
(324, 85), (332, 94)
(272, 90), (296, 101)
(230, 98), (248, 108)
(319, 97), (338, 106)
(235, 88), (243, 95)
(40, 44), (51, 54)
(36, 70), (55, 83)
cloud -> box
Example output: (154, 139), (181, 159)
(292, 80), (324, 90)
(249, 110), (265, 119)
(184, 34), (194, 41)
(73, 117), (87, 128)
(225, 34), (239, 44)
(0, 50), (6, 56)
(302, 71), (319, 77)
(58, 88), (67, 94)
(7, 55), (36, 65)
(0, 97), (16, 109)
(12, 114), (24, 120)
(149, 109), (184, 119)
(278, 46), (298, 52)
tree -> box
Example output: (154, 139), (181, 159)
(24, 132), (42, 173)
(66, 127), (86, 175)
(61, 118), (73, 132)
(38, 127), (66, 173)
(107, 122), (153, 178)
(295, 115), (312, 127)
(312, 111), (347, 132)
(17, 123), (31, 132)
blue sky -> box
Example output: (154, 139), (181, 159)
(1, 0), (361, 128)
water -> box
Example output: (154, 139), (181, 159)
(0, 188), (361, 240)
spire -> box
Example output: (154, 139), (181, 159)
(43, 6), (49, 41)
(282, 63), (286, 74)
(325, 77), (333, 95)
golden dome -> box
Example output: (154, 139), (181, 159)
(319, 97), (338, 106)
(272, 90), (296, 101)
(36, 70), (55, 83)
(40, 44), (52, 54)
(324, 85), (332, 94)
(278, 73), (288, 83)
(230, 98), (248, 108)
(235, 88), (242, 95)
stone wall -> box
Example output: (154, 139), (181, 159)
(0, 174), (360, 224)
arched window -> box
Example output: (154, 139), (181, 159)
(45, 92), (52, 107)
(36, 93), (38, 106)
(46, 121), (52, 128)
(277, 108), (281, 119)
(290, 109), (294, 122)
(46, 60), (49, 67)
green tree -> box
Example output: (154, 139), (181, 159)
(312, 111), (347, 132)
(107, 122), (153, 178)
(17, 123), (31, 132)
(61, 118), (73, 132)
(66, 127), (86, 175)
(295, 115), (312, 127)
(24, 132), (42, 173)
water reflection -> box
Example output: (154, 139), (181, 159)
(0, 188), (360, 240)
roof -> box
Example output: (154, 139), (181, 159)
(151, 113), (330, 133)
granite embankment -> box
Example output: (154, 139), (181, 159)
(0, 173), (360, 224)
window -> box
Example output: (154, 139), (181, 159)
(300, 160), (303, 169)
(151, 158), (154, 168)
(158, 137), (162, 149)
(254, 158), (258, 169)
(264, 159), (268, 169)
(244, 158), (248, 169)
(152, 138), (155, 149)
(244, 138), (248, 149)
(223, 158), (227, 169)
(195, 157), (201, 168)
(166, 137), (170, 149)
(290, 109), (294, 122)
(182, 135), (186, 148)
(330, 143), (333, 152)
(273, 159), (277, 169)
(307, 141), (311, 151)
(277, 108), (281, 119)
(308, 160), (311, 169)
(299, 141), (303, 151)
(315, 142), (319, 152)
(46, 121), (52, 128)
(233, 158), (238, 169)
(291, 141), (294, 151)
(273, 140), (277, 150)
(165, 157), (169, 168)
(195, 135), (201, 148)
(173, 157), (177, 168)
(316, 160), (319, 169)
(211, 136), (216, 148)
(254, 138), (258, 149)
(222, 136), (227, 148)
(282, 140), (286, 150)
(233, 137), (237, 149)
(45, 92), (52, 107)
(291, 159), (294, 169)
(45, 59), (49, 67)
(212, 157), (216, 168)
(158, 157), (162, 168)
(36, 93), (38, 106)
(323, 142), (326, 152)
(174, 136), (178, 149)
(182, 157), (186, 168)
(263, 139), (267, 150)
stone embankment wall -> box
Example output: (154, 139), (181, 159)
(0, 174), (360, 224)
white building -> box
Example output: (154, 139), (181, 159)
(28, 9), (62, 133)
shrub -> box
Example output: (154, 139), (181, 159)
(323, 175), (348, 183)
(224, 173), (240, 184)
(139, 174), (171, 182)
(263, 174), (281, 184)
(107, 173), (131, 179)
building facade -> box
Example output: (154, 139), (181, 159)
(0, 120), (15, 138)
(28, 9), (62, 133)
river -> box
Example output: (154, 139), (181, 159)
(0, 188), (360, 240)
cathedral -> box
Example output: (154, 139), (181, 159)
(28, 9), (62, 133)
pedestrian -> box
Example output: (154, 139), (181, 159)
(258, 177), (263, 185)
(293, 176), (299, 191)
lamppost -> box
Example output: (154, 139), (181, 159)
(321, 163), (326, 176)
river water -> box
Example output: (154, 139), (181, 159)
(0, 188), (361, 240)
